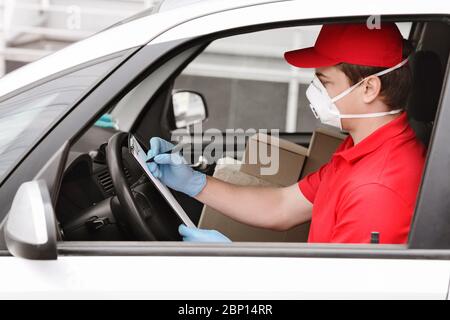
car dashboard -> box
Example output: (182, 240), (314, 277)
(55, 127), (143, 241)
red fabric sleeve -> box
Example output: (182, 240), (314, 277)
(331, 183), (413, 244)
(298, 162), (331, 204)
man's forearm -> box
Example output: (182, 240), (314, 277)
(195, 176), (296, 230)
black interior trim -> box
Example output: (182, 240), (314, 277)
(131, 43), (209, 144)
(409, 53), (450, 249)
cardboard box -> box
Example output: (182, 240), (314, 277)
(240, 133), (308, 186)
(198, 159), (309, 242)
(301, 127), (347, 177)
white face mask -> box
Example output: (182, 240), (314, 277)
(306, 58), (409, 130)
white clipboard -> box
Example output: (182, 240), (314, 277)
(128, 135), (196, 228)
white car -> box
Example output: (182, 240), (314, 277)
(0, 0), (450, 299)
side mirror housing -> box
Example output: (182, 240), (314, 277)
(4, 180), (57, 260)
(172, 90), (208, 128)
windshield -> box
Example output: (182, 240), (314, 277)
(0, 56), (121, 183)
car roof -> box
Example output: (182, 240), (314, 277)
(158, 0), (213, 12)
(0, 0), (279, 99)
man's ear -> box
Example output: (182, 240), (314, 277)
(362, 75), (382, 104)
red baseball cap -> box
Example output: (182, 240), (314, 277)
(284, 23), (404, 68)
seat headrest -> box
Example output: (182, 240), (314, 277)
(408, 51), (444, 122)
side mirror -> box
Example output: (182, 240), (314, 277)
(172, 90), (208, 128)
(4, 180), (57, 260)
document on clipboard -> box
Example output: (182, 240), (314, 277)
(129, 135), (196, 228)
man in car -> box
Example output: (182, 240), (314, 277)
(146, 22), (426, 244)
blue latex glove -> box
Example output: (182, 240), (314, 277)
(146, 137), (206, 197)
(179, 224), (231, 243)
(94, 113), (118, 129)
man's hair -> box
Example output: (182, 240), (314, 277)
(336, 40), (414, 110)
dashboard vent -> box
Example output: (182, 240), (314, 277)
(97, 168), (131, 196)
(98, 170), (114, 195)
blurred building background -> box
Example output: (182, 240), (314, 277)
(0, 0), (162, 75)
(0, 1), (412, 133)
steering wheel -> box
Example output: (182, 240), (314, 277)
(106, 132), (181, 241)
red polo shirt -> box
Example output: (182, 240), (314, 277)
(299, 112), (426, 244)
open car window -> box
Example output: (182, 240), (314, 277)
(54, 15), (450, 253)
(174, 23), (412, 134)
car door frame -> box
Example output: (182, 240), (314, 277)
(127, 11), (450, 252)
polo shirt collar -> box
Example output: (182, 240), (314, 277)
(334, 112), (410, 163)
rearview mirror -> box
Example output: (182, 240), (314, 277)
(172, 90), (208, 128)
(4, 180), (57, 260)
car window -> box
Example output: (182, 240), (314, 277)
(174, 26), (321, 133)
(0, 57), (121, 182)
(173, 23), (412, 133)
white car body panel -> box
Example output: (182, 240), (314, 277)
(1, 256), (449, 299)
(151, 0), (450, 45)
(0, 0), (277, 99)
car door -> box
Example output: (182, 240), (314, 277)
(1, 238), (450, 299)
(1, 0), (450, 299)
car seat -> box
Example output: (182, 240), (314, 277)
(407, 50), (444, 147)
